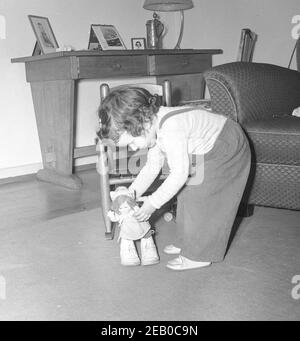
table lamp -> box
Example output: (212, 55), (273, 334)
(143, 0), (194, 49)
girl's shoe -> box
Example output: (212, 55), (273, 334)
(141, 236), (160, 266)
(163, 244), (181, 255)
(166, 255), (211, 271)
(120, 239), (140, 266)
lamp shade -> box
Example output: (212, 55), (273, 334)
(143, 0), (194, 12)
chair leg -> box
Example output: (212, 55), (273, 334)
(97, 143), (114, 239)
(100, 173), (114, 239)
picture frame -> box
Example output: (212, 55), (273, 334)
(28, 15), (59, 54)
(32, 41), (42, 56)
(88, 24), (126, 50)
(88, 25), (103, 51)
(131, 38), (146, 50)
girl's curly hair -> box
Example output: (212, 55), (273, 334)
(97, 87), (161, 143)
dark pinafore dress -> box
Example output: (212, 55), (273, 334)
(158, 107), (251, 262)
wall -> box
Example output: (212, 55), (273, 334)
(0, 0), (178, 177)
(0, 0), (299, 178)
(182, 0), (300, 67)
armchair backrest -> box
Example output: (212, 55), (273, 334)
(204, 62), (300, 124)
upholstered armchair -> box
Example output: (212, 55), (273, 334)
(204, 62), (300, 210)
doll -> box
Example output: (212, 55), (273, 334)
(108, 186), (159, 266)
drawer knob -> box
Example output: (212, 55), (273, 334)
(182, 60), (189, 66)
(112, 63), (122, 70)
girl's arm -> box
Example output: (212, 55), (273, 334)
(148, 124), (190, 209)
(129, 144), (165, 199)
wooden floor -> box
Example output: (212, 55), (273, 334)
(0, 169), (101, 230)
(0, 169), (299, 321)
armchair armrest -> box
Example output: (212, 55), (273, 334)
(204, 62), (300, 123)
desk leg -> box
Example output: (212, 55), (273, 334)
(30, 80), (82, 189)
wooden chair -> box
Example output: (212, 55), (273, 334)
(287, 36), (300, 70)
(237, 28), (257, 62)
(293, 36), (300, 71)
(297, 37), (300, 71)
(97, 80), (172, 239)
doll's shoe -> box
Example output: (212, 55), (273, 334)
(166, 255), (211, 271)
(163, 244), (181, 255)
(141, 236), (160, 266)
(120, 239), (140, 266)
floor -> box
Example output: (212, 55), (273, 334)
(0, 169), (299, 321)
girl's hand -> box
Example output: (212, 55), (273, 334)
(134, 197), (156, 222)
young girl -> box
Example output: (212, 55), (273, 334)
(98, 87), (251, 271)
(108, 186), (159, 266)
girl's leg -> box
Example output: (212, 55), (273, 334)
(175, 120), (251, 263)
(163, 190), (185, 254)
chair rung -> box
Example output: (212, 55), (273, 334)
(109, 177), (135, 185)
(74, 145), (97, 159)
(108, 174), (168, 186)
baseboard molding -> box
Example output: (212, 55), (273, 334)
(0, 162), (97, 186)
(0, 163), (43, 182)
(0, 173), (38, 186)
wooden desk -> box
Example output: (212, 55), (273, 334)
(12, 49), (222, 189)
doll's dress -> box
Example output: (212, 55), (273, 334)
(118, 211), (151, 241)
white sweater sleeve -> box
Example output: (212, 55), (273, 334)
(129, 144), (165, 199)
(148, 124), (190, 209)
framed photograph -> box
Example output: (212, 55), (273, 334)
(32, 41), (42, 56)
(88, 24), (126, 50)
(88, 25), (103, 51)
(131, 38), (146, 50)
(28, 15), (59, 54)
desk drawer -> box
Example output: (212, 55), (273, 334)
(77, 55), (148, 79)
(149, 54), (211, 76)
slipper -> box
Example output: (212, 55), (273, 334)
(163, 244), (181, 255)
(166, 255), (211, 271)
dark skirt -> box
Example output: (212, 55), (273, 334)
(175, 119), (251, 262)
